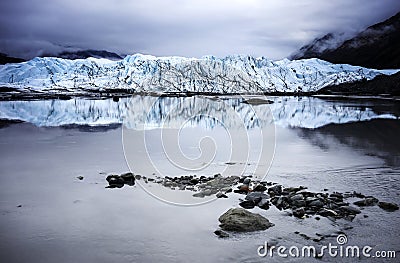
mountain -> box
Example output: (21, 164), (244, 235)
(318, 71), (400, 95)
(55, 49), (123, 60)
(0, 53), (25, 65)
(0, 54), (396, 95)
(291, 12), (400, 69)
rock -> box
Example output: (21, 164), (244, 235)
(214, 229), (229, 238)
(305, 197), (318, 203)
(268, 185), (282, 196)
(334, 202), (349, 207)
(120, 172), (135, 186)
(253, 184), (267, 192)
(190, 178), (199, 185)
(318, 208), (338, 217)
(243, 178), (251, 185)
(219, 208), (274, 232)
(193, 192), (205, 198)
(309, 199), (324, 208)
(378, 201), (399, 211)
(353, 191), (365, 198)
(353, 197), (378, 207)
(106, 175), (125, 188)
(289, 194), (304, 202)
(330, 192), (343, 199)
(257, 199), (270, 210)
(216, 192), (228, 198)
(299, 233), (310, 240)
(234, 184), (251, 194)
(272, 196), (290, 210)
(291, 200), (306, 208)
(289, 194), (306, 207)
(293, 207), (306, 218)
(284, 186), (307, 193)
(341, 206), (361, 214)
(245, 192), (269, 203)
(239, 200), (256, 209)
(224, 188), (233, 193)
(344, 214), (356, 221)
(134, 174), (142, 180)
(203, 189), (213, 196)
(76, 176), (84, 180)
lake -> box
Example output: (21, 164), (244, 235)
(0, 95), (399, 262)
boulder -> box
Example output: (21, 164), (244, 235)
(378, 201), (399, 211)
(219, 208), (274, 232)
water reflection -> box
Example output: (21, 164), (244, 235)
(296, 119), (400, 166)
(0, 96), (397, 129)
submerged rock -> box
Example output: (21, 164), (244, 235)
(340, 206), (361, 215)
(293, 207), (306, 218)
(214, 229), (230, 238)
(219, 208), (274, 232)
(378, 201), (399, 211)
(353, 197), (379, 207)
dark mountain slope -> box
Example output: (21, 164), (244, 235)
(291, 12), (400, 69)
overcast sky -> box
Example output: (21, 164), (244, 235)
(0, 0), (399, 59)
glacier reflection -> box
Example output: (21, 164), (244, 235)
(0, 96), (397, 129)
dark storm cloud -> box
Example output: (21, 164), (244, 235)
(1, 0), (399, 59)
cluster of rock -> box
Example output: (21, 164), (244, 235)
(104, 173), (399, 239)
(214, 177), (398, 238)
(141, 173), (239, 198)
(105, 172), (136, 188)
(233, 178), (399, 220)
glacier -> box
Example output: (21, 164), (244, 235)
(0, 54), (398, 94)
(0, 96), (396, 129)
